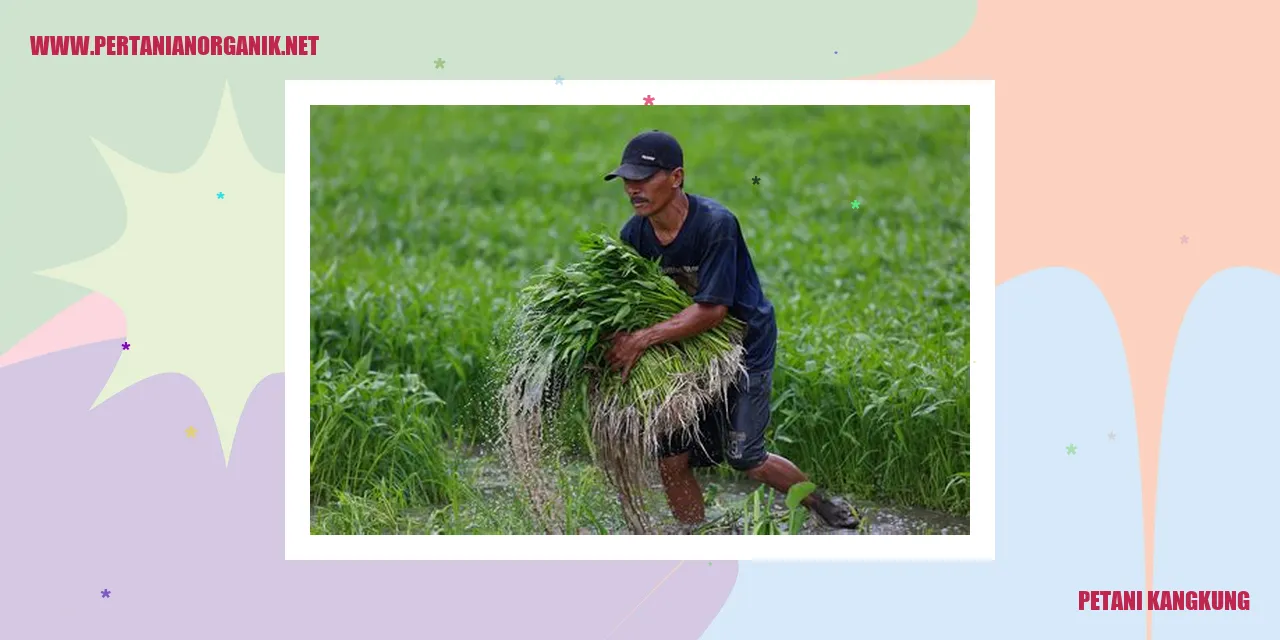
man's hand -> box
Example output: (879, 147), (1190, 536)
(605, 331), (651, 384)
(601, 303), (727, 384)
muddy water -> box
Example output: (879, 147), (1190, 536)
(455, 451), (968, 536)
(693, 473), (968, 536)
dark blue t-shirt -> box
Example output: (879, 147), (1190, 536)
(620, 194), (778, 373)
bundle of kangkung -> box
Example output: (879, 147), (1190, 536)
(496, 233), (746, 534)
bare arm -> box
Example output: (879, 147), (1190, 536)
(634, 302), (728, 350)
(604, 302), (729, 382)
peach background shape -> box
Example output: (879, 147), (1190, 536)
(872, 0), (1280, 636)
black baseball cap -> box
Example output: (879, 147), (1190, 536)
(603, 130), (684, 181)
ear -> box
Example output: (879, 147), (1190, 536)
(671, 167), (684, 189)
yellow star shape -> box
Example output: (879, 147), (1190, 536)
(38, 84), (283, 463)
(185, 426), (197, 438)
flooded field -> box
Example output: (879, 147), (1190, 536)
(311, 449), (968, 536)
(309, 106), (972, 538)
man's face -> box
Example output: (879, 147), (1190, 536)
(623, 168), (682, 216)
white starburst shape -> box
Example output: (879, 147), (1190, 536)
(39, 83), (283, 462)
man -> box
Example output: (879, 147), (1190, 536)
(603, 130), (860, 530)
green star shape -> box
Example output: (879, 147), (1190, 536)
(434, 58), (446, 69)
(38, 84), (283, 462)
(851, 199), (861, 210)
(1066, 444), (1077, 455)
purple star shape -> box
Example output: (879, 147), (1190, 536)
(100, 589), (110, 598)
(121, 341), (130, 351)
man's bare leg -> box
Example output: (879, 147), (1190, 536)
(744, 453), (859, 528)
(658, 452), (705, 524)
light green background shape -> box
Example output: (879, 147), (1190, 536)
(0, 0), (976, 352)
(34, 87), (284, 461)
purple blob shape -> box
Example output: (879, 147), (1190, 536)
(0, 341), (738, 639)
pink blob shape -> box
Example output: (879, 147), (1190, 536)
(0, 293), (125, 369)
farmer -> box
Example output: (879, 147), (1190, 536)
(603, 130), (860, 530)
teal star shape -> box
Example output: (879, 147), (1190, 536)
(216, 192), (224, 199)
(851, 199), (861, 210)
(1066, 444), (1078, 455)
(434, 58), (446, 69)
(554, 75), (564, 85)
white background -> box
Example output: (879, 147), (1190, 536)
(284, 80), (994, 561)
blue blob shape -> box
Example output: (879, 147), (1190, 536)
(704, 268), (1147, 638)
(1153, 267), (1279, 637)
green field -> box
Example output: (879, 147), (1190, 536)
(309, 105), (971, 535)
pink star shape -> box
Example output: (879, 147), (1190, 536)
(643, 95), (655, 106)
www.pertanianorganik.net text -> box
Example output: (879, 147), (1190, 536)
(30, 35), (319, 56)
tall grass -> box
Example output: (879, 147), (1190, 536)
(309, 353), (467, 506)
(310, 105), (970, 522)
